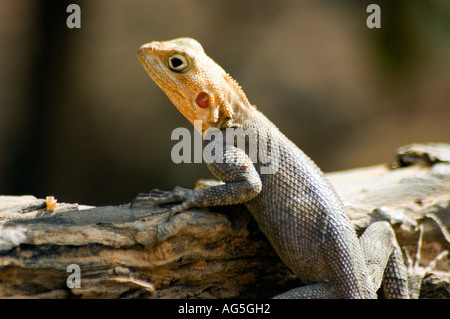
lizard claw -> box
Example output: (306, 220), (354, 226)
(132, 188), (183, 206)
(131, 187), (196, 218)
(147, 189), (171, 198)
(403, 224), (449, 299)
(167, 200), (195, 220)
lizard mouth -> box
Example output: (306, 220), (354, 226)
(138, 47), (175, 95)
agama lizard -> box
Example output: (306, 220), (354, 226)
(136, 37), (446, 298)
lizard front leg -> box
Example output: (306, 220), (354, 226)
(133, 143), (262, 218)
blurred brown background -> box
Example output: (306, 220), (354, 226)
(0, 0), (449, 206)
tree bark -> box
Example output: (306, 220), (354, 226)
(1, 143), (449, 298)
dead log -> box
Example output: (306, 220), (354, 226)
(0, 143), (449, 298)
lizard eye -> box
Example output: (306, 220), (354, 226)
(167, 54), (190, 73)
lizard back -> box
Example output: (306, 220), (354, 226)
(205, 109), (374, 298)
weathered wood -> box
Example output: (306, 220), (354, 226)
(0, 201), (297, 298)
(0, 143), (449, 298)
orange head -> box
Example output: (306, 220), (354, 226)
(138, 38), (252, 134)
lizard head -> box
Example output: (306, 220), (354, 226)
(138, 37), (252, 134)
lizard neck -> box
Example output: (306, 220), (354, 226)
(223, 72), (252, 110)
(213, 72), (254, 130)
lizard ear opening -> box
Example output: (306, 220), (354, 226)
(195, 92), (209, 108)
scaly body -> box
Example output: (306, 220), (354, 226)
(136, 38), (438, 298)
